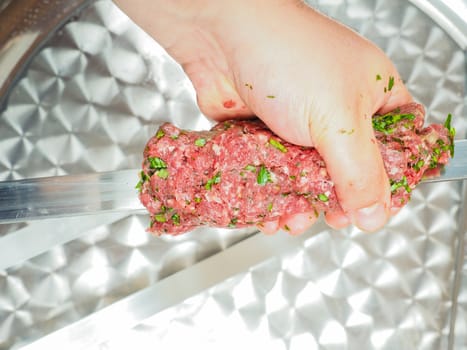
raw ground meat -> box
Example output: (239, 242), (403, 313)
(138, 102), (454, 235)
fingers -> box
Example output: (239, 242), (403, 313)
(312, 111), (391, 232)
(257, 211), (319, 236)
(257, 220), (279, 235)
(324, 208), (350, 230)
(377, 76), (413, 114)
(279, 211), (319, 235)
(182, 62), (254, 120)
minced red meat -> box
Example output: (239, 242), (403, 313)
(138, 103), (453, 235)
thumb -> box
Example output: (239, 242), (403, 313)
(313, 109), (391, 232)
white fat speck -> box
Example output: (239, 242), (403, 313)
(425, 131), (438, 145)
(270, 171), (278, 183)
(254, 133), (268, 143)
(388, 166), (399, 176)
(212, 144), (221, 155)
(319, 168), (328, 177)
(205, 192), (222, 203)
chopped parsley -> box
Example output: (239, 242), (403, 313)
(149, 157), (167, 170)
(390, 176), (411, 194)
(244, 164), (256, 172)
(388, 76), (395, 91)
(156, 129), (165, 139)
(317, 193), (329, 202)
(205, 172), (221, 190)
(228, 217), (238, 228)
(194, 196), (202, 203)
(413, 159), (425, 171)
(148, 157), (169, 179)
(269, 138), (287, 153)
(372, 112), (415, 134)
(338, 128), (355, 135)
(195, 138), (207, 147)
(257, 165), (272, 185)
(267, 202), (273, 212)
(135, 171), (150, 191)
(376, 74), (382, 81)
(171, 213), (180, 225)
(245, 83), (253, 90)
(153, 213), (167, 223)
(283, 225), (290, 231)
(444, 113), (455, 157)
(156, 168), (169, 179)
(267, 95), (275, 99)
(429, 147), (441, 168)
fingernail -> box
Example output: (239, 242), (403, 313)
(349, 203), (388, 232)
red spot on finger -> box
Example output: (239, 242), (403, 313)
(223, 100), (236, 109)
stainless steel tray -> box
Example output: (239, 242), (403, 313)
(0, 0), (466, 349)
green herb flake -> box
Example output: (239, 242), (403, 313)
(135, 171), (150, 191)
(318, 193), (329, 202)
(149, 157), (167, 170)
(194, 197), (202, 203)
(257, 165), (272, 185)
(156, 168), (169, 179)
(388, 76), (395, 91)
(267, 202), (273, 212)
(267, 95), (275, 99)
(245, 83), (253, 90)
(205, 172), (221, 190)
(283, 225), (290, 232)
(338, 128), (355, 135)
(376, 74), (382, 81)
(390, 176), (411, 194)
(413, 159), (425, 171)
(269, 138), (287, 153)
(154, 213), (167, 223)
(195, 138), (207, 147)
(156, 129), (165, 139)
(228, 217), (238, 228)
(372, 112), (415, 134)
(135, 181), (143, 191)
(444, 113), (456, 157)
(289, 175), (296, 180)
(244, 164), (256, 172)
(429, 149), (440, 169)
(171, 214), (180, 225)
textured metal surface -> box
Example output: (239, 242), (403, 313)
(0, 0), (465, 349)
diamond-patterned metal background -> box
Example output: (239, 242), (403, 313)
(0, 0), (466, 349)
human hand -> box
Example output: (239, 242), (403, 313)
(115, 0), (413, 234)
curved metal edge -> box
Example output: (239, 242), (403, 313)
(0, 0), (94, 111)
(408, 0), (467, 50)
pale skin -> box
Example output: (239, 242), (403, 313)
(114, 0), (413, 235)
